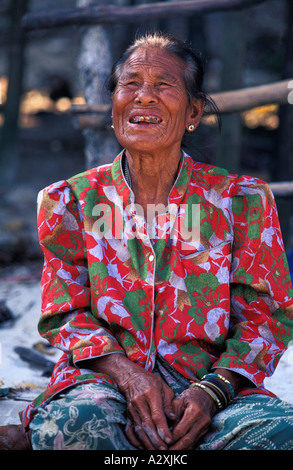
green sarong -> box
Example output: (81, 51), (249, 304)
(29, 357), (293, 450)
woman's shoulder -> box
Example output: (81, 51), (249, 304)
(67, 162), (113, 186)
(39, 162), (113, 199)
(189, 156), (272, 199)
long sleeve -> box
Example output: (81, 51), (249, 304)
(37, 180), (125, 366)
(21, 153), (293, 428)
(213, 178), (293, 386)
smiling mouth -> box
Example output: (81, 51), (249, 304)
(129, 115), (162, 124)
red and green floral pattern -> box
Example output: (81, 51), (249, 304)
(22, 151), (293, 427)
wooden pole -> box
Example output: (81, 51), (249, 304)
(22, 0), (269, 30)
(76, 0), (120, 169)
(209, 79), (291, 114)
(269, 182), (293, 197)
(0, 0), (28, 191)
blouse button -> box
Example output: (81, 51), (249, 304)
(148, 254), (154, 262)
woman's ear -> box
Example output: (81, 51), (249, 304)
(187, 98), (205, 132)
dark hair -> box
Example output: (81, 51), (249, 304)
(106, 32), (220, 127)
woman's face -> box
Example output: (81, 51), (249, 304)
(112, 47), (202, 156)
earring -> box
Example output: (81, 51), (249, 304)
(111, 124), (114, 129)
(188, 124), (195, 132)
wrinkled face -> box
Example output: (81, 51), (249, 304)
(112, 47), (198, 155)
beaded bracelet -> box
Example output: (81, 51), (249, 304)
(189, 382), (223, 411)
(202, 373), (235, 400)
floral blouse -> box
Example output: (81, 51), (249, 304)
(22, 151), (293, 428)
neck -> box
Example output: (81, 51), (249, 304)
(125, 148), (181, 212)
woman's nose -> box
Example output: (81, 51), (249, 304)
(134, 84), (158, 104)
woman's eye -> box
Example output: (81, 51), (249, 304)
(125, 81), (139, 87)
(157, 82), (171, 87)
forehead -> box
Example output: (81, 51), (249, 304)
(119, 46), (186, 81)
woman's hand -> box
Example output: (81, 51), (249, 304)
(121, 366), (176, 450)
(83, 355), (228, 450)
(84, 354), (176, 450)
(168, 368), (249, 449)
(168, 386), (218, 450)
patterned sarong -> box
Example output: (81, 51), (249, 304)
(29, 358), (293, 450)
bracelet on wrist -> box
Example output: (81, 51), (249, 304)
(189, 382), (223, 411)
(189, 372), (235, 412)
(200, 379), (229, 408)
(202, 373), (235, 401)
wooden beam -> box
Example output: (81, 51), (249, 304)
(269, 181), (293, 197)
(71, 104), (111, 130)
(71, 104), (111, 114)
(22, 0), (268, 30)
(210, 79), (292, 114)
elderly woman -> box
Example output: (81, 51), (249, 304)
(2, 33), (293, 451)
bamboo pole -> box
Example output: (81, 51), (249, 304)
(22, 0), (268, 30)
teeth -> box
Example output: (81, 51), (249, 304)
(130, 116), (161, 124)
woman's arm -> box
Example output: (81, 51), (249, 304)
(213, 180), (293, 387)
(169, 180), (293, 450)
(37, 182), (125, 364)
(38, 181), (176, 450)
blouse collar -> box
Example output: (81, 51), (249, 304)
(111, 149), (194, 209)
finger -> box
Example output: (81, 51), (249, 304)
(170, 403), (211, 450)
(162, 385), (177, 423)
(129, 389), (171, 449)
(170, 417), (210, 450)
(127, 402), (161, 450)
(125, 418), (144, 449)
(148, 390), (174, 446)
(171, 409), (193, 444)
(170, 393), (202, 445)
(169, 428), (197, 451)
(142, 420), (169, 449)
(169, 395), (184, 428)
